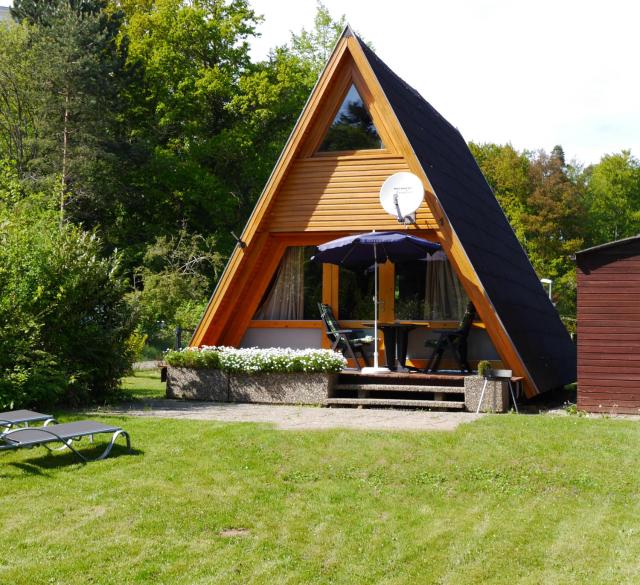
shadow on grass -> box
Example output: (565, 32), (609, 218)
(2, 443), (144, 475)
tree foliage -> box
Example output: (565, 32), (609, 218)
(0, 188), (135, 408)
(584, 150), (640, 244)
(287, 1), (346, 76)
(471, 142), (640, 326)
(130, 228), (224, 334)
(469, 142), (531, 242)
(110, 0), (263, 253)
(0, 24), (42, 175)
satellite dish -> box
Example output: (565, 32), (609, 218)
(379, 172), (424, 224)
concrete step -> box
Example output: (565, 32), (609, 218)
(334, 384), (464, 394)
(324, 398), (465, 409)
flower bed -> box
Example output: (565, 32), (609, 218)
(165, 347), (345, 404)
(164, 346), (346, 373)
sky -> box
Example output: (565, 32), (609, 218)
(1, 0), (638, 166)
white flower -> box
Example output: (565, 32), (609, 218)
(165, 346), (346, 373)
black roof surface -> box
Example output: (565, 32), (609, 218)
(575, 235), (640, 272)
(357, 38), (576, 392)
(576, 234), (640, 257)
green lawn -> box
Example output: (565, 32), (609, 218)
(1, 413), (639, 584)
(120, 369), (166, 400)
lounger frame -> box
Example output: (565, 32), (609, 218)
(0, 410), (56, 434)
(0, 423), (131, 463)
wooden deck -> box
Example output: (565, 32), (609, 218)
(338, 371), (467, 384)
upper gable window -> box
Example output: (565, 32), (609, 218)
(318, 84), (383, 152)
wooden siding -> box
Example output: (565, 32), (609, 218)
(268, 154), (437, 232)
(577, 246), (640, 414)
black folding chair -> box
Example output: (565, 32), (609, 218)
(424, 302), (476, 373)
(318, 303), (372, 370)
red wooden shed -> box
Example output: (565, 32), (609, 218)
(576, 235), (640, 414)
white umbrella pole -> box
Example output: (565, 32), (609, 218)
(361, 236), (388, 374)
(373, 244), (379, 369)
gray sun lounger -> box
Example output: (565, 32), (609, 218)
(0, 409), (56, 433)
(0, 420), (131, 463)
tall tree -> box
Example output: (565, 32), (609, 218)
(584, 150), (640, 245)
(470, 142), (588, 326)
(469, 142), (532, 243)
(288, 1), (346, 76)
(524, 147), (586, 264)
(519, 147), (586, 321)
(11, 0), (106, 25)
(111, 0), (261, 252)
(0, 25), (42, 175)
(7, 0), (129, 229)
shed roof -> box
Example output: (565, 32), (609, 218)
(575, 234), (640, 257)
(357, 37), (576, 391)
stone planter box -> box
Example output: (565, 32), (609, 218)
(166, 367), (336, 405)
(464, 375), (510, 413)
(166, 367), (229, 401)
(229, 372), (336, 404)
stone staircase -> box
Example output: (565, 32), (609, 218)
(325, 371), (467, 410)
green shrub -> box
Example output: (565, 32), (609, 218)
(164, 348), (221, 369)
(0, 205), (136, 408)
(125, 330), (149, 365)
(128, 230), (222, 340)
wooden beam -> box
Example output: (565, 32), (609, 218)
(378, 261), (395, 323)
(248, 320), (324, 329)
(220, 239), (287, 347)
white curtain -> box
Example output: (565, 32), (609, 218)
(424, 251), (468, 320)
(254, 247), (305, 320)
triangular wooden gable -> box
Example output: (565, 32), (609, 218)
(191, 27), (572, 397)
(267, 43), (437, 233)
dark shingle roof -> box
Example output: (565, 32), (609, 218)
(358, 38), (576, 392)
(576, 234), (640, 257)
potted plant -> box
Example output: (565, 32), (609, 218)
(477, 360), (493, 378)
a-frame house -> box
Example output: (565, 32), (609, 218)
(191, 27), (576, 397)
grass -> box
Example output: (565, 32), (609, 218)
(120, 369), (166, 400)
(1, 412), (640, 583)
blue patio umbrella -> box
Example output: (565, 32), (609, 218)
(312, 231), (441, 372)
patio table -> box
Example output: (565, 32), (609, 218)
(364, 322), (419, 371)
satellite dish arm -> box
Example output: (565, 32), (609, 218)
(393, 193), (403, 222)
(393, 193), (418, 226)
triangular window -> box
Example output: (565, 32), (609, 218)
(318, 84), (383, 152)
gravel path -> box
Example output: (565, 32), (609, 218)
(93, 400), (483, 431)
